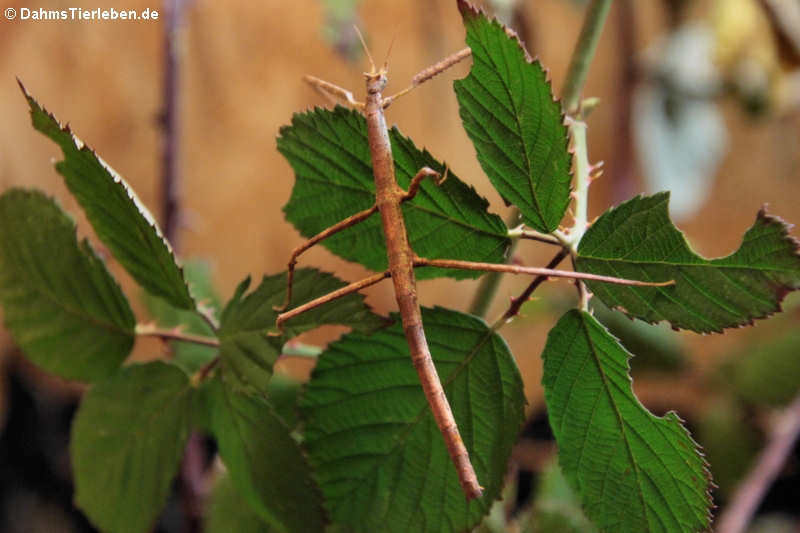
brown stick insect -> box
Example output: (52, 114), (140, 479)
(273, 34), (672, 500)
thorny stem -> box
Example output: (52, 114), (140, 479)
(716, 393), (800, 533)
(135, 323), (220, 347)
(563, 117), (591, 250)
(561, 0), (614, 115)
(507, 225), (562, 245)
(469, 0), (613, 316)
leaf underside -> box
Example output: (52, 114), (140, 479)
(0, 189), (135, 381)
(20, 83), (195, 310)
(454, 1), (572, 233)
(301, 306), (525, 533)
(576, 192), (800, 333)
(201, 377), (325, 533)
(218, 268), (386, 393)
(71, 363), (193, 533)
(278, 106), (510, 279)
(541, 310), (711, 533)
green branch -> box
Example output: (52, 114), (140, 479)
(561, 0), (614, 115)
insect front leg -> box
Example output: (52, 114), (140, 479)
(381, 47), (472, 108)
(303, 75), (365, 110)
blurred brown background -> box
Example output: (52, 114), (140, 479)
(1, 0), (799, 530)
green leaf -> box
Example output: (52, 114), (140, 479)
(71, 362), (193, 533)
(696, 397), (758, 497)
(219, 268), (386, 392)
(21, 83), (194, 310)
(207, 474), (274, 533)
(541, 310), (711, 533)
(591, 300), (686, 374)
(523, 460), (597, 533)
(0, 189), (134, 381)
(576, 193), (800, 333)
(265, 372), (302, 429)
(278, 106), (510, 279)
(142, 259), (220, 374)
(725, 327), (800, 408)
(300, 306), (525, 533)
(201, 376), (325, 532)
(454, 2), (571, 233)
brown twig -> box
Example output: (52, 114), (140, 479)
(716, 393), (800, 533)
(492, 249), (569, 328)
(159, 0), (189, 248)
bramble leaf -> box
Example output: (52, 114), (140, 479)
(207, 475), (274, 533)
(21, 83), (195, 309)
(278, 106), (510, 279)
(576, 193), (800, 333)
(142, 259), (220, 374)
(725, 326), (800, 408)
(541, 310), (711, 533)
(454, 1), (571, 233)
(301, 306), (525, 533)
(71, 362), (193, 533)
(201, 377), (325, 532)
(219, 268), (386, 392)
(0, 189), (134, 381)
(525, 460), (597, 533)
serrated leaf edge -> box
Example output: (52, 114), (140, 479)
(455, 0), (573, 233)
(578, 192), (800, 334)
(18, 79), (196, 310)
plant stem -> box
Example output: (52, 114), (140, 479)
(281, 342), (323, 358)
(135, 323), (220, 347)
(490, 249), (569, 330)
(160, 0), (189, 248)
(561, 0), (614, 115)
(716, 393), (800, 533)
(564, 117), (591, 249)
(468, 209), (521, 318)
(469, 0), (613, 317)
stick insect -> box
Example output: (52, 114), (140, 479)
(274, 38), (672, 500)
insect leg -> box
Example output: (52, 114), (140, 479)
(303, 75), (365, 109)
(272, 270), (391, 335)
(401, 166), (448, 202)
(412, 257), (675, 287)
(275, 204), (380, 312)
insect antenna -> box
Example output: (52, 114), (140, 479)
(382, 31), (399, 71)
(353, 25), (376, 75)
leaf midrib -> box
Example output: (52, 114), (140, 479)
(578, 313), (650, 529)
